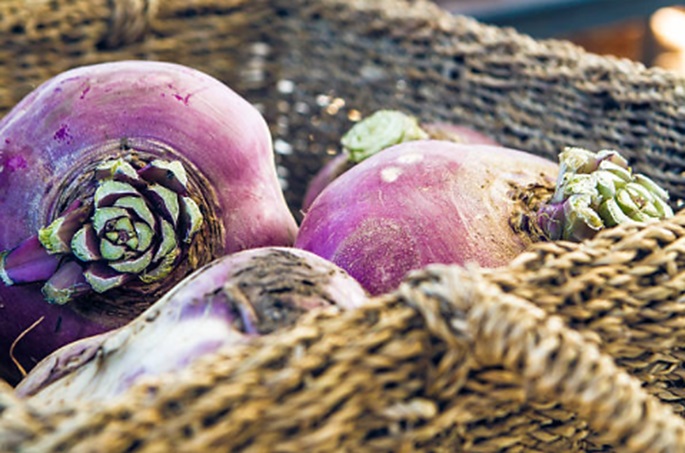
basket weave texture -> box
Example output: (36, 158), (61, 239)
(2, 0), (685, 451)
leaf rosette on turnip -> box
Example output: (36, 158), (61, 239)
(296, 137), (675, 296)
(30, 157), (205, 304)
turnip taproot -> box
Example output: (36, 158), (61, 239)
(0, 61), (297, 383)
(15, 247), (367, 404)
(295, 140), (673, 296)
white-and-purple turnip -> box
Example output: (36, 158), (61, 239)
(0, 61), (298, 383)
(295, 140), (673, 296)
(15, 247), (368, 405)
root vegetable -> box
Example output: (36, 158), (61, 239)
(15, 247), (367, 404)
(296, 139), (673, 297)
(296, 140), (558, 295)
(0, 61), (298, 383)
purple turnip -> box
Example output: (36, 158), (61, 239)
(301, 110), (498, 211)
(295, 141), (673, 296)
(15, 247), (368, 404)
(0, 61), (298, 383)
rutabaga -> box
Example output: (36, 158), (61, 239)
(296, 140), (558, 295)
(0, 61), (298, 383)
(15, 247), (368, 405)
(295, 140), (674, 296)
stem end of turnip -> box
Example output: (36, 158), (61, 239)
(537, 146), (673, 242)
(0, 155), (206, 305)
(341, 110), (428, 163)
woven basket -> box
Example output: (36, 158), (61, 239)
(2, 0), (685, 451)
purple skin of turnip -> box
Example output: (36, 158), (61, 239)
(301, 110), (498, 212)
(0, 61), (298, 384)
(296, 136), (675, 296)
(295, 139), (560, 296)
(15, 247), (368, 405)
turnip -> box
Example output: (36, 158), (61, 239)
(0, 61), (298, 383)
(15, 247), (368, 404)
(301, 110), (497, 211)
(295, 141), (673, 296)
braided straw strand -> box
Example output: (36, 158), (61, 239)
(488, 210), (685, 414)
(0, 264), (682, 451)
(402, 265), (685, 452)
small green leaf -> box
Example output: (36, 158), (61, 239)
(134, 222), (154, 251)
(139, 159), (189, 194)
(0, 251), (12, 286)
(153, 219), (178, 262)
(114, 196), (155, 229)
(561, 195), (604, 241)
(597, 149), (629, 169)
(92, 207), (129, 235)
(38, 217), (71, 255)
(38, 206), (91, 254)
(562, 174), (597, 199)
(125, 235), (139, 250)
(93, 180), (139, 207)
(41, 261), (89, 305)
(71, 225), (102, 262)
(653, 196), (675, 219)
(146, 184), (180, 226)
(100, 240), (127, 261)
(42, 284), (77, 305)
(598, 160), (632, 182)
(616, 189), (645, 220)
(558, 147), (598, 174)
(634, 174), (670, 202)
(140, 248), (179, 283)
(568, 194), (603, 229)
(84, 265), (129, 293)
(95, 158), (140, 183)
(113, 217), (134, 237)
(598, 198), (633, 227)
(180, 196), (204, 243)
(105, 230), (119, 242)
(595, 171), (624, 198)
(625, 183), (658, 216)
(109, 248), (154, 274)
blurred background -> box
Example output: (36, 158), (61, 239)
(435, 1), (685, 74)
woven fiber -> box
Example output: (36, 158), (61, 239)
(2, 260), (685, 452)
(487, 212), (685, 417)
(2, 0), (685, 451)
